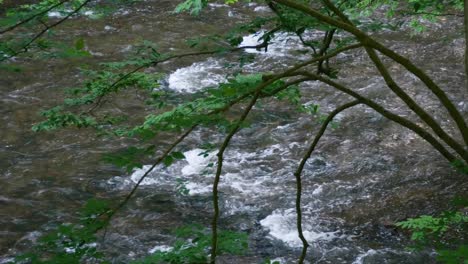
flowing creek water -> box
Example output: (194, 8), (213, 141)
(1, 1), (467, 263)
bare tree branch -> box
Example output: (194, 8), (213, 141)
(365, 47), (467, 161)
(296, 71), (458, 163)
(273, 0), (468, 146)
(210, 91), (261, 264)
(320, 0), (467, 159)
(294, 100), (360, 263)
(209, 72), (303, 263)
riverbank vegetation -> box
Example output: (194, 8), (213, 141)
(1, 0), (467, 263)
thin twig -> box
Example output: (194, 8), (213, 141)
(294, 100), (360, 263)
(97, 125), (196, 241)
(109, 126), (195, 218)
(402, 11), (464, 17)
(0, 0), (93, 62)
(316, 28), (336, 75)
(210, 92), (263, 264)
(0, 0), (72, 34)
(296, 32), (318, 55)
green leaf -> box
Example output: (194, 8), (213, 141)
(103, 146), (154, 173)
(172, 151), (186, 160)
(0, 63), (22, 72)
(174, 0), (207, 15)
(75, 38), (85, 51)
(163, 155), (174, 167)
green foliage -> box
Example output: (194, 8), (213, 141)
(0, 0), (140, 62)
(274, 85), (301, 105)
(132, 73), (281, 137)
(451, 160), (468, 175)
(32, 67), (162, 133)
(32, 106), (97, 132)
(133, 224), (248, 264)
(341, 0), (464, 32)
(13, 199), (111, 264)
(103, 145), (156, 172)
(396, 212), (467, 241)
(65, 70), (160, 106)
(175, 0), (208, 15)
(52, 40), (92, 59)
(175, 178), (190, 196)
(396, 198), (468, 263)
(437, 245), (468, 264)
(163, 151), (186, 167)
(0, 63), (22, 72)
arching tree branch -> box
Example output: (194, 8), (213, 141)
(296, 71), (459, 163)
(272, 0), (468, 146)
(365, 47), (467, 161)
(210, 87), (262, 264)
(294, 100), (360, 263)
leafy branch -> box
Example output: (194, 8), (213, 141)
(0, 0), (93, 62)
(0, 0), (72, 35)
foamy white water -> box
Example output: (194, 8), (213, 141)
(148, 245), (173, 254)
(260, 209), (339, 247)
(167, 58), (226, 93)
(130, 165), (159, 185)
(181, 149), (216, 176)
(352, 249), (378, 264)
(240, 31), (300, 57)
(48, 9), (95, 18)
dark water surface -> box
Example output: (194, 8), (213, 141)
(1, 1), (467, 263)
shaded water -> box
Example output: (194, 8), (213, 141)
(1, 1), (467, 263)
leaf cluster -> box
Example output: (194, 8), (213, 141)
(396, 198), (468, 263)
(13, 199), (112, 264)
(133, 224), (248, 264)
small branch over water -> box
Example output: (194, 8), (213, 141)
(293, 100), (360, 263)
